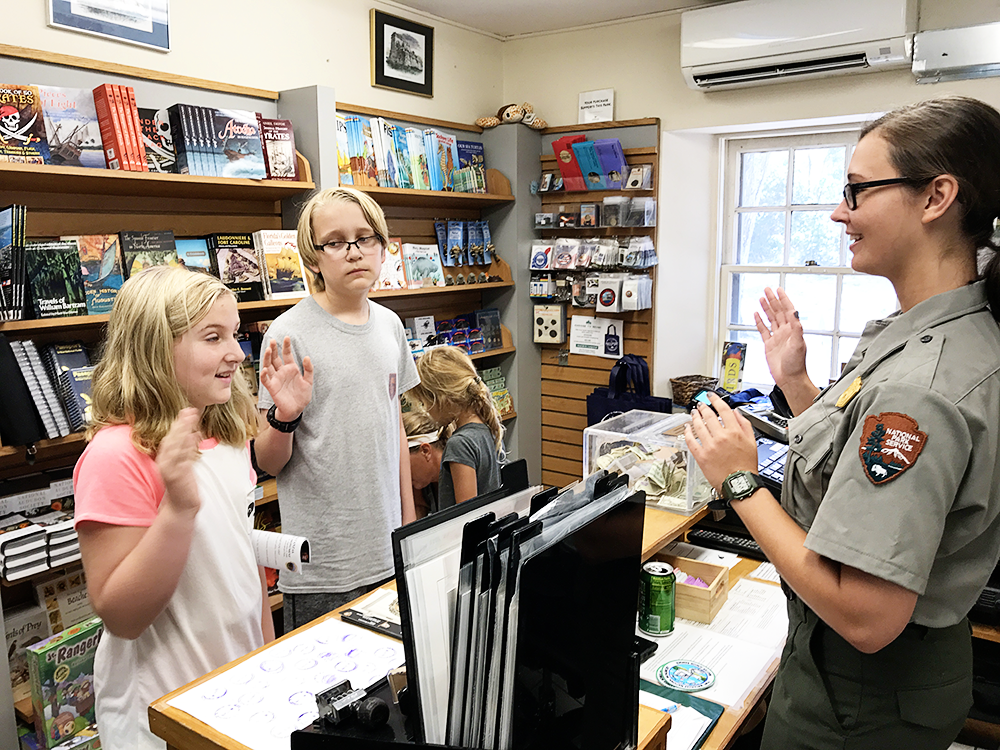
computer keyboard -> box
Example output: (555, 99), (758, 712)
(686, 528), (768, 561)
(757, 437), (789, 489)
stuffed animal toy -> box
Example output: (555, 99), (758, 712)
(476, 103), (547, 130)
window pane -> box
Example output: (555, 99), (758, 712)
(740, 150), (788, 207)
(840, 275), (898, 333)
(738, 212), (784, 264)
(792, 146), (845, 204)
(726, 329), (771, 387)
(783, 274), (837, 331)
(804, 333), (834, 384)
(730, 272), (780, 326)
(837, 336), (860, 374)
(789, 210), (841, 266)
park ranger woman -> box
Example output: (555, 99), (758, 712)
(687, 96), (1000, 750)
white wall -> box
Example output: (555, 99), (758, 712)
(502, 0), (1000, 395)
(0, 0), (504, 124)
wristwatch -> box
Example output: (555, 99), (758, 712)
(708, 471), (764, 511)
(267, 404), (302, 433)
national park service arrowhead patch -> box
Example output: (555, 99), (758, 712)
(859, 412), (927, 485)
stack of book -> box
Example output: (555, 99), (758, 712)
(0, 204), (27, 321)
(339, 114), (484, 193)
(3, 82), (297, 180)
(0, 471), (82, 582)
(9, 339), (92, 438)
(93, 83), (148, 172)
(551, 136), (630, 192)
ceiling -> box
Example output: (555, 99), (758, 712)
(387, 0), (732, 38)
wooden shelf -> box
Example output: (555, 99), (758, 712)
(350, 186), (513, 210)
(269, 592), (283, 612)
(501, 410), (517, 423)
(0, 160), (314, 202)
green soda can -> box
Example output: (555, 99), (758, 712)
(639, 561), (675, 636)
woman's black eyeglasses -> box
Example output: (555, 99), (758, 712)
(843, 178), (921, 210)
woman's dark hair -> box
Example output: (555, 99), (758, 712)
(862, 96), (1000, 320)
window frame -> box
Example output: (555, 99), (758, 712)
(715, 127), (897, 389)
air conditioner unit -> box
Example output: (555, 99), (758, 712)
(912, 23), (1000, 84)
(681, 0), (915, 91)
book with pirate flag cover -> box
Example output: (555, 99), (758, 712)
(0, 85), (50, 164)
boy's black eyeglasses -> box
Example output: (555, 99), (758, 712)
(843, 178), (920, 210)
(314, 236), (383, 257)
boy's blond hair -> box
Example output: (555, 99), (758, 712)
(296, 187), (390, 292)
(410, 347), (504, 453)
(87, 266), (258, 455)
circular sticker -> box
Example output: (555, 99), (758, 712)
(599, 289), (616, 307)
(656, 660), (715, 692)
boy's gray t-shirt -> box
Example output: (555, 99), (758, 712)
(437, 422), (501, 510)
(258, 297), (419, 593)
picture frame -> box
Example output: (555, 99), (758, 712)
(370, 9), (434, 98)
(48, 0), (170, 51)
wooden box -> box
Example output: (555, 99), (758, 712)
(652, 554), (728, 624)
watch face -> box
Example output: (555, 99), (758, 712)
(730, 474), (752, 494)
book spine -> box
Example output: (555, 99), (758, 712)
(110, 85), (138, 171)
(125, 87), (149, 172)
(167, 106), (189, 175)
(256, 113), (273, 179)
(92, 85), (126, 171)
(203, 107), (220, 178)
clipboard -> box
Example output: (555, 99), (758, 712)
(639, 679), (724, 750)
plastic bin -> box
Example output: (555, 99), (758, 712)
(583, 410), (712, 515)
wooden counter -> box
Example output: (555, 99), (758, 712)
(149, 579), (671, 750)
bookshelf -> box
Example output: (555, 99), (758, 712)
(536, 120), (661, 490)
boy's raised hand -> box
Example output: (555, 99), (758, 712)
(156, 407), (203, 516)
(260, 336), (314, 421)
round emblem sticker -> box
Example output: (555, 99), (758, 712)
(656, 660), (715, 692)
(600, 289), (616, 307)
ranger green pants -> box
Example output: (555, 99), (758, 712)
(761, 595), (972, 750)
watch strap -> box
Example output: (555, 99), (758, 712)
(267, 404), (302, 433)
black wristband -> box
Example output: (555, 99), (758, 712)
(267, 404), (302, 433)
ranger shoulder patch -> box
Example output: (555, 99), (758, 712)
(858, 412), (927, 485)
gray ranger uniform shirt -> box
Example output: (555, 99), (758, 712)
(784, 280), (1000, 627)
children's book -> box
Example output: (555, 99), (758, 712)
(390, 124), (414, 190)
(334, 114), (352, 185)
(0, 85), (50, 164)
(174, 238), (214, 275)
(456, 140), (485, 169)
(27, 616), (103, 749)
(211, 110), (266, 179)
(258, 116), (298, 181)
(61, 234), (122, 314)
(118, 230), (178, 280)
(433, 130), (459, 191)
(24, 241), (87, 319)
(252, 229), (308, 299)
(401, 243), (446, 288)
(376, 237), (408, 290)
(37, 87), (104, 169)
(136, 107), (176, 173)
(405, 127), (431, 191)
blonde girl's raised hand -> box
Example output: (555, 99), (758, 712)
(156, 407), (203, 516)
(260, 337), (314, 421)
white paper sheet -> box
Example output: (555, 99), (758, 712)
(638, 578), (788, 707)
(167, 618), (404, 750)
(748, 561), (781, 584)
(639, 690), (713, 750)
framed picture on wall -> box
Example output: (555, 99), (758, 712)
(370, 9), (434, 98)
(48, 0), (170, 51)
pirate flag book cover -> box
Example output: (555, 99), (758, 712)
(0, 85), (51, 164)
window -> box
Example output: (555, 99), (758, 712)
(719, 131), (898, 388)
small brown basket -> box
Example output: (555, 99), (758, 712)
(670, 375), (718, 406)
